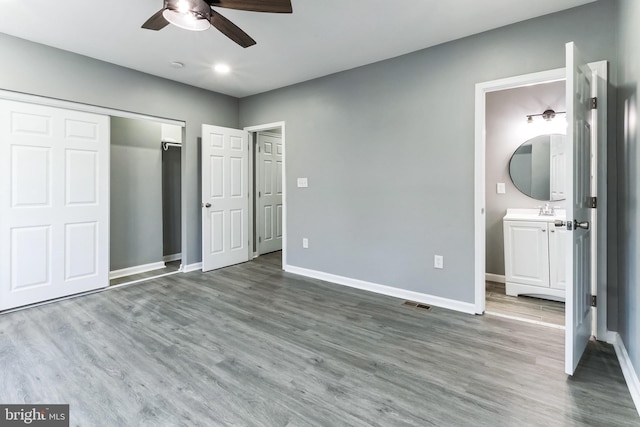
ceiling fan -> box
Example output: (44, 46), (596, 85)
(142, 0), (293, 48)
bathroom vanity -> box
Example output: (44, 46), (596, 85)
(503, 208), (566, 300)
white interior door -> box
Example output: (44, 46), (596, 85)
(201, 124), (249, 272)
(565, 42), (594, 375)
(0, 100), (109, 310)
(257, 133), (283, 255)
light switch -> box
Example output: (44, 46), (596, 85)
(297, 178), (308, 188)
(497, 183), (506, 194)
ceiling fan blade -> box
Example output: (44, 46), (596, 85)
(210, 0), (292, 13)
(142, 9), (170, 30)
(210, 10), (256, 48)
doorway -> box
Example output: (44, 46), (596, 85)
(109, 117), (184, 286)
(199, 121), (286, 272)
(246, 122), (286, 267)
(474, 61), (608, 340)
(253, 130), (283, 256)
(484, 79), (567, 327)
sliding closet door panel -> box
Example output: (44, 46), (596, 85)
(0, 99), (109, 310)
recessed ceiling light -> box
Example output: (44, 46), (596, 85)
(170, 61), (184, 69)
(214, 64), (231, 74)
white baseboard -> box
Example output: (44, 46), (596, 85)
(609, 332), (640, 416)
(284, 264), (476, 315)
(183, 262), (203, 273)
(485, 273), (505, 283)
(163, 253), (182, 262)
(109, 261), (166, 280)
(606, 330), (618, 345)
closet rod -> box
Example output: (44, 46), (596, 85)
(162, 140), (182, 151)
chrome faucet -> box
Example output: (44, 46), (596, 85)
(539, 203), (555, 216)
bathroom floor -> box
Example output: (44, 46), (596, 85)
(485, 281), (565, 326)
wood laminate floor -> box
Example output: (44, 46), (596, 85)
(1, 252), (637, 426)
(485, 281), (565, 326)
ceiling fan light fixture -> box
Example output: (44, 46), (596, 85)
(163, 0), (211, 31)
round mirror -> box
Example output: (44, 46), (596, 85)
(509, 134), (566, 201)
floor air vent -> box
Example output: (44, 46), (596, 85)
(403, 301), (432, 311)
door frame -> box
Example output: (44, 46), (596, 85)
(244, 121), (287, 267)
(473, 64), (608, 339)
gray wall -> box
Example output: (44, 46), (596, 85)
(0, 32), (239, 266)
(616, 0), (640, 387)
(110, 117), (163, 271)
(485, 81), (567, 276)
(239, 1), (617, 304)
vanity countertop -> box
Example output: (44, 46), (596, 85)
(503, 208), (566, 222)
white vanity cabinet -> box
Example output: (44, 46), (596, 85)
(503, 209), (566, 300)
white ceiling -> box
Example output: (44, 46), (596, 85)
(0, 0), (595, 98)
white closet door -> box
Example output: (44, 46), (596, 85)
(0, 100), (109, 310)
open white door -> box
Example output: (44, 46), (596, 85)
(565, 42), (595, 375)
(257, 132), (283, 255)
(201, 124), (249, 272)
(0, 100), (109, 310)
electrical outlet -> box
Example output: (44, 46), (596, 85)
(434, 255), (444, 269)
(297, 178), (308, 188)
(302, 238), (309, 248)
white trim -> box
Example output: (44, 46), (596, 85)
(244, 122), (285, 133)
(109, 262), (166, 280)
(609, 332), (640, 416)
(244, 121), (287, 268)
(485, 273), (505, 283)
(505, 282), (565, 300)
(109, 270), (181, 289)
(484, 311), (565, 330)
(284, 265), (476, 315)
(0, 89), (186, 127)
(183, 262), (203, 273)
(163, 253), (182, 262)
(474, 68), (566, 315)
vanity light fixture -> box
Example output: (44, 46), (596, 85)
(526, 108), (566, 123)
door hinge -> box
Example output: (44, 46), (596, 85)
(588, 196), (597, 208)
(591, 295), (597, 307)
(590, 97), (597, 109)
(258, 236), (262, 243)
(259, 191), (261, 197)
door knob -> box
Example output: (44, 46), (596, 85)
(574, 219), (590, 230)
(202, 202), (211, 208)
